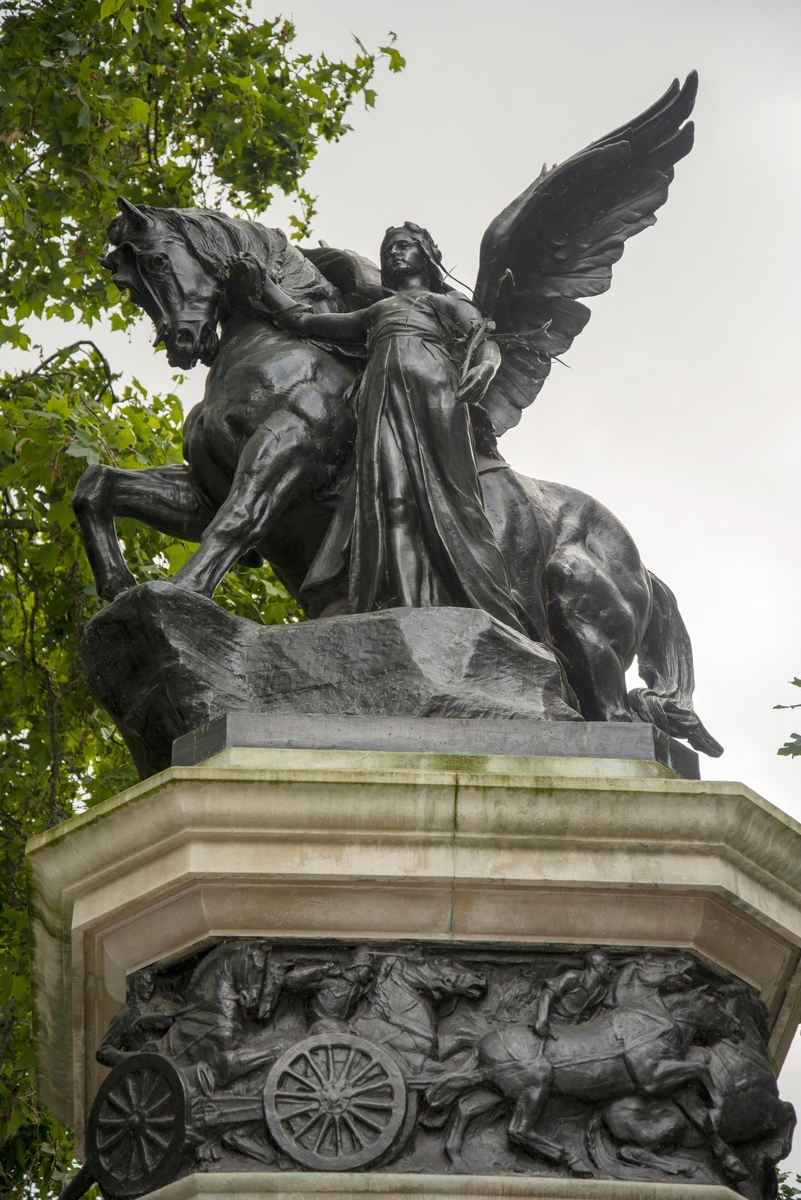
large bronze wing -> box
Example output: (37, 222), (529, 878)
(474, 72), (697, 447)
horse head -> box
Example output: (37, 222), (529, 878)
(410, 955), (487, 1007)
(101, 198), (343, 371)
(614, 953), (696, 1007)
(102, 198), (222, 369)
(664, 986), (744, 1047)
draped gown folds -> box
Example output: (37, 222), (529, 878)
(302, 290), (527, 636)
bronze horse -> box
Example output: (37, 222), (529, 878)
(588, 988), (796, 1190)
(73, 201), (721, 751)
(429, 959), (744, 1179)
(350, 954), (487, 1076)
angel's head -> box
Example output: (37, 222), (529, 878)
(380, 223), (447, 292)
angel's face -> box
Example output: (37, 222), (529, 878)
(383, 233), (427, 282)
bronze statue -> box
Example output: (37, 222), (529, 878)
(243, 221), (526, 634)
(73, 72), (723, 757)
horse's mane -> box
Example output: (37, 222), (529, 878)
(108, 206), (341, 311)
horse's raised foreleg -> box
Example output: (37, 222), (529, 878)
(624, 1051), (749, 1181)
(171, 410), (332, 597)
(672, 1086), (749, 1181)
(627, 1050), (714, 1098)
(72, 464), (216, 601)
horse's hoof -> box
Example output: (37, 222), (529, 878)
(98, 573), (137, 602)
(721, 1153), (750, 1181)
(446, 1151), (468, 1173)
(565, 1154), (594, 1178)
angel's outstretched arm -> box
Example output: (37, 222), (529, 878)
(267, 280), (369, 341)
(227, 255), (370, 341)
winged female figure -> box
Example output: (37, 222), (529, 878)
(233, 221), (528, 635)
(76, 71), (722, 756)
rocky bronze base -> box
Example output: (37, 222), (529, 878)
(80, 582), (580, 778)
(71, 939), (792, 1200)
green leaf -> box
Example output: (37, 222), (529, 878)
(778, 733), (801, 758)
(126, 96), (150, 124)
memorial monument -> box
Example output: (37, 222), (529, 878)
(27, 73), (801, 1200)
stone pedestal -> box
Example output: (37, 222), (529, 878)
(144, 1172), (738, 1200)
(27, 739), (801, 1198)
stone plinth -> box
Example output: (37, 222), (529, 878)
(80, 591), (581, 778)
(27, 746), (801, 1161)
(172, 713), (700, 778)
(145, 1171), (739, 1200)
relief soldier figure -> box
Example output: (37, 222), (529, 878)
(95, 968), (176, 1068)
(534, 951), (618, 1038)
(281, 946), (376, 1032)
(59, 942), (793, 1200)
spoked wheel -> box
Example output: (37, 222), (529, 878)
(264, 1034), (407, 1170)
(86, 1052), (187, 1197)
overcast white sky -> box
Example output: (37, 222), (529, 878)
(8, 0), (801, 1154)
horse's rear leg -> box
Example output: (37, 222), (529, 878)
(507, 1067), (592, 1177)
(445, 1089), (502, 1170)
(546, 548), (648, 722)
(172, 411), (331, 597)
(672, 1088), (749, 1181)
(73, 464), (215, 601)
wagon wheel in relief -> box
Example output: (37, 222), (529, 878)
(263, 1033), (407, 1170)
(86, 1052), (188, 1197)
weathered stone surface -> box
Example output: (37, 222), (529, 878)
(81, 582), (581, 778)
(172, 713), (699, 779)
(142, 1173), (741, 1200)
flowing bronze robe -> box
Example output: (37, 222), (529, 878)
(304, 290), (525, 635)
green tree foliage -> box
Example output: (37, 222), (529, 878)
(0, 0), (403, 347)
(780, 1172), (801, 1199)
(776, 678), (801, 758)
(0, 2), (403, 1193)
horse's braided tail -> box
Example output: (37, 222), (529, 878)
(628, 571), (723, 758)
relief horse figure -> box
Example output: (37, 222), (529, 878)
(589, 988), (796, 1192)
(143, 941), (289, 1087)
(350, 954), (487, 1075)
(73, 201), (721, 753)
(429, 957), (744, 1180)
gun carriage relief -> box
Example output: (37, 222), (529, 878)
(77, 941), (792, 1199)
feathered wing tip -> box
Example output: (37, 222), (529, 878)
(473, 72), (698, 447)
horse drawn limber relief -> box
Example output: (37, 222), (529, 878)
(63, 940), (794, 1200)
